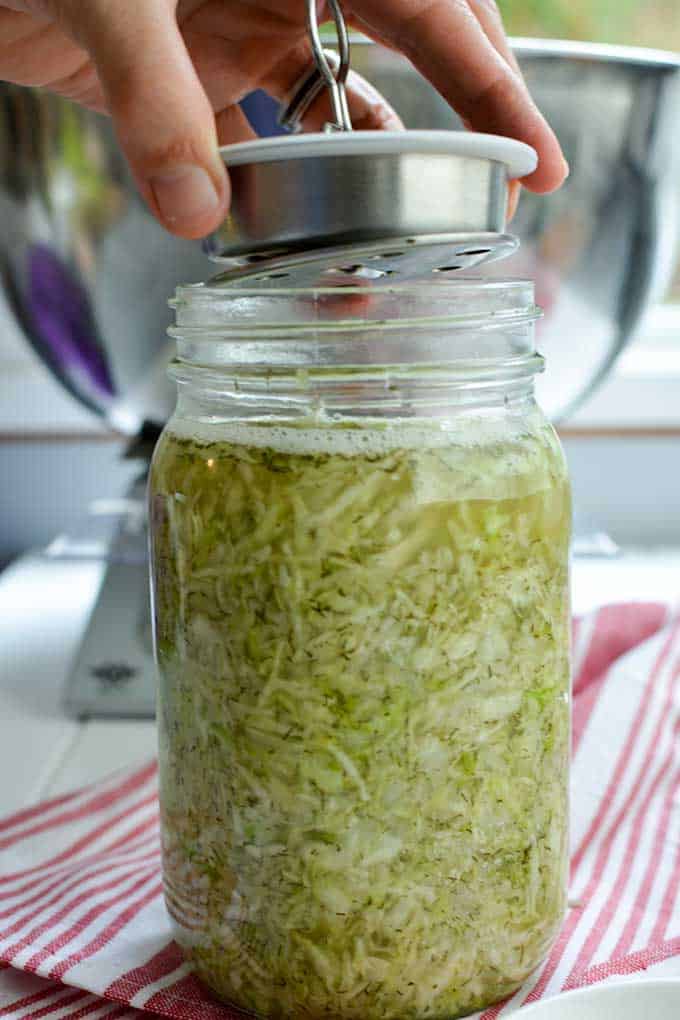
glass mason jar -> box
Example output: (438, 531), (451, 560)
(149, 278), (571, 1020)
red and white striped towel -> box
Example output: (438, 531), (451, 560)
(1, 601), (680, 1019)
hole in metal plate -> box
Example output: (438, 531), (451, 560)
(325, 265), (387, 280)
(456, 248), (491, 257)
(434, 265), (463, 273)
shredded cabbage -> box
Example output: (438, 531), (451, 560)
(150, 418), (571, 1020)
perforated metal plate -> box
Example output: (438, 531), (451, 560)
(208, 232), (518, 287)
(206, 132), (535, 279)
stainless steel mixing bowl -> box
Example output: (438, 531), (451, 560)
(353, 39), (680, 420)
(1, 39), (679, 430)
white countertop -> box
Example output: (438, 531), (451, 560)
(2, 549), (680, 819)
(0, 555), (156, 818)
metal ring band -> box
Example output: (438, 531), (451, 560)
(277, 49), (341, 133)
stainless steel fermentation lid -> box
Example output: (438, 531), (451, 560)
(205, 0), (536, 284)
(205, 130), (537, 284)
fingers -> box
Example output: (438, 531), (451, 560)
(317, 68), (403, 131)
(56, 0), (228, 239)
(190, 30), (403, 134)
(347, 0), (569, 193)
(214, 72), (401, 170)
(466, 0), (522, 78)
(279, 66), (404, 133)
(215, 104), (258, 146)
(263, 40), (402, 131)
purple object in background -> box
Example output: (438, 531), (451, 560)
(240, 90), (287, 137)
(28, 244), (116, 405)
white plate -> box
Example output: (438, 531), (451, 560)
(516, 980), (680, 1019)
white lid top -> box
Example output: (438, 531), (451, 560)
(220, 130), (537, 179)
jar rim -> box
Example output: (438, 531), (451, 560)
(173, 277), (534, 302)
(169, 276), (541, 379)
(170, 277), (540, 337)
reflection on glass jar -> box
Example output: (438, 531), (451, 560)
(149, 280), (571, 1020)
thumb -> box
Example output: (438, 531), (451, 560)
(61, 0), (229, 239)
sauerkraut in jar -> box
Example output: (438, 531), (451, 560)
(150, 281), (571, 1020)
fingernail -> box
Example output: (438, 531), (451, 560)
(561, 156), (571, 179)
(150, 164), (220, 226)
(507, 181), (521, 222)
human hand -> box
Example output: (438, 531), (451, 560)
(0, 1), (567, 239)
